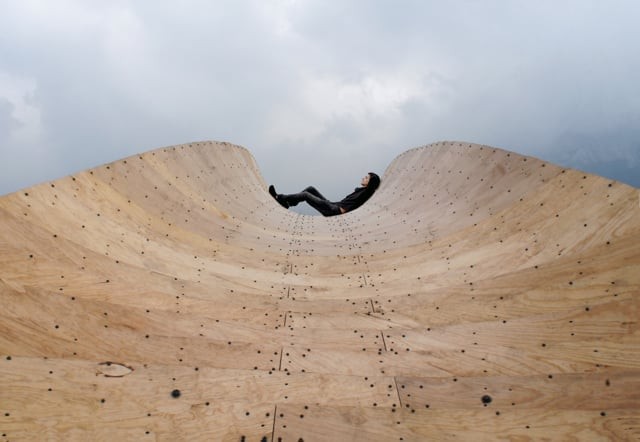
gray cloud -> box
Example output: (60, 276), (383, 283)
(1, 0), (639, 201)
(0, 98), (16, 143)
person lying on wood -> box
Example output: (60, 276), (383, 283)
(269, 172), (381, 216)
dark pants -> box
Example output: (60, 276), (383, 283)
(281, 186), (343, 217)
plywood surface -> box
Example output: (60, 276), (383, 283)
(1, 141), (639, 441)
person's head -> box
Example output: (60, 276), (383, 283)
(363, 172), (380, 191)
(353, 172), (380, 210)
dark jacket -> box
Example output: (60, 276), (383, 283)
(339, 187), (373, 212)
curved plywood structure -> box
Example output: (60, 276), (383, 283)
(1, 141), (639, 441)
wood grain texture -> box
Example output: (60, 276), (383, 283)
(1, 140), (639, 441)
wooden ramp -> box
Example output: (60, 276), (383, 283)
(1, 141), (639, 441)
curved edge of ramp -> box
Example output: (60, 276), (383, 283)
(1, 140), (639, 441)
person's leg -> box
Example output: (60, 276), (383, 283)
(303, 186), (329, 201)
(305, 194), (342, 216)
(281, 191), (341, 216)
(285, 186), (328, 207)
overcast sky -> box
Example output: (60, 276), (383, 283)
(1, 1), (639, 211)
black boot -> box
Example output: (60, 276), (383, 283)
(269, 185), (289, 209)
